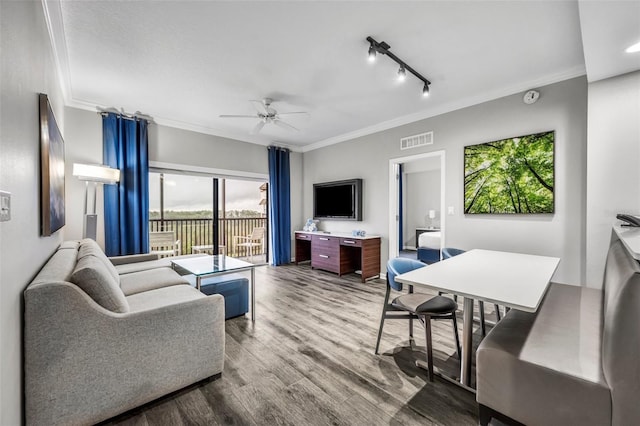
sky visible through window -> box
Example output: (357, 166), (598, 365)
(149, 173), (265, 214)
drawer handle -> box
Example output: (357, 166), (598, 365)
(319, 237), (329, 241)
(319, 254), (329, 258)
(343, 240), (356, 244)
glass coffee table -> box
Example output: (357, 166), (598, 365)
(171, 255), (258, 321)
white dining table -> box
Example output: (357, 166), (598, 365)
(395, 249), (560, 389)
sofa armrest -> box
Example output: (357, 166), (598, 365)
(109, 253), (160, 265)
(24, 282), (224, 425)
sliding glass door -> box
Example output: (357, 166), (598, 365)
(149, 171), (268, 263)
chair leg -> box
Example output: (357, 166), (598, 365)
(495, 304), (502, 321)
(409, 317), (413, 340)
(479, 301), (486, 337)
(451, 313), (462, 361)
(375, 286), (391, 355)
(423, 315), (434, 382)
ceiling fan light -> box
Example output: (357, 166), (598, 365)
(397, 66), (406, 81)
(422, 84), (430, 97)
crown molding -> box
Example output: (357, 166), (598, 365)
(65, 97), (304, 153)
(42, 0), (72, 104)
(301, 65), (586, 152)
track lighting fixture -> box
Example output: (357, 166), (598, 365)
(366, 36), (431, 97)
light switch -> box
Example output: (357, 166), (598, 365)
(0, 191), (11, 222)
(448, 206), (455, 215)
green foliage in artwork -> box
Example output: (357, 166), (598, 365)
(464, 131), (554, 214)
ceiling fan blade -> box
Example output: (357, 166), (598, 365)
(219, 114), (257, 118)
(250, 121), (266, 135)
(277, 111), (308, 116)
(249, 100), (269, 115)
(273, 119), (298, 132)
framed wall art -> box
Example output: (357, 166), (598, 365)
(40, 93), (65, 235)
(464, 130), (554, 214)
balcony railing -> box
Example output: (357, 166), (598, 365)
(149, 217), (267, 257)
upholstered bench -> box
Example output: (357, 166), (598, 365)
(184, 274), (249, 319)
(476, 231), (640, 426)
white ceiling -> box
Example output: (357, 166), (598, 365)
(44, 1), (640, 152)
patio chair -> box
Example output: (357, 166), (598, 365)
(234, 227), (265, 261)
(149, 231), (181, 258)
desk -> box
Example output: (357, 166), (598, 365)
(171, 255), (257, 321)
(395, 249), (559, 388)
(294, 231), (381, 282)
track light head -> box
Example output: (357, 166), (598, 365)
(397, 66), (406, 81)
(422, 84), (430, 97)
(368, 44), (377, 62)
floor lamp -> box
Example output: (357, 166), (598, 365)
(72, 163), (120, 240)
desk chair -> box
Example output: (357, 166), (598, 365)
(442, 248), (502, 336)
(375, 257), (461, 381)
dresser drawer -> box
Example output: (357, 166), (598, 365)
(311, 252), (340, 273)
(311, 235), (339, 250)
(296, 233), (312, 241)
(339, 237), (362, 247)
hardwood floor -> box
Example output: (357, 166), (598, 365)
(104, 263), (493, 426)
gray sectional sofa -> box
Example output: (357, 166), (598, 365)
(477, 229), (640, 426)
(24, 239), (225, 425)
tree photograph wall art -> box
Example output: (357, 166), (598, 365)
(464, 131), (554, 214)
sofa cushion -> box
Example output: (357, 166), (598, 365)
(476, 283), (610, 426)
(119, 267), (189, 296)
(115, 254), (206, 275)
(31, 248), (79, 285)
(78, 239), (120, 284)
(126, 284), (210, 313)
(70, 255), (129, 313)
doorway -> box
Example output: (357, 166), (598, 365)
(388, 150), (446, 261)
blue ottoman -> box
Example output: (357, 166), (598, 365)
(185, 273), (249, 319)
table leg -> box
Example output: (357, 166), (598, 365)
(196, 276), (201, 291)
(461, 297), (474, 386)
(250, 268), (255, 322)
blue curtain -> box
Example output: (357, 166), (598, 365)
(103, 113), (149, 256)
(398, 163), (403, 252)
(268, 146), (291, 265)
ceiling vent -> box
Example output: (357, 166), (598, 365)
(400, 131), (433, 150)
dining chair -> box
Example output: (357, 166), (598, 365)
(442, 248), (502, 336)
(375, 257), (461, 381)
(234, 227), (265, 261)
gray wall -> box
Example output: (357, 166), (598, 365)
(586, 71), (640, 287)
(303, 76), (588, 284)
(0, 2), (66, 424)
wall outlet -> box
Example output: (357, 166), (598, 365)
(448, 206), (455, 215)
(0, 191), (11, 222)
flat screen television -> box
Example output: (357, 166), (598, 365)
(313, 179), (362, 221)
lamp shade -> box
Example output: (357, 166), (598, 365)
(73, 163), (120, 184)
(428, 210), (436, 219)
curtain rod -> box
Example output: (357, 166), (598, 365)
(97, 108), (154, 123)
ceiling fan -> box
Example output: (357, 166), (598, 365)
(219, 98), (307, 135)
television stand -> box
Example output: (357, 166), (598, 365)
(294, 231), (381, 282)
